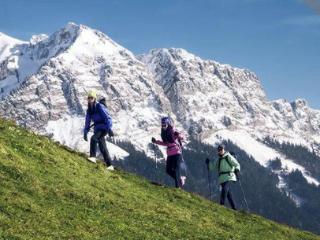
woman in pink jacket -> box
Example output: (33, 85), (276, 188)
(152, 117), (186, 188)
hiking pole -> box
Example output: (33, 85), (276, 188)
(152, 143), (158, 169)
(238, 177), (249, 212)
(151, 143), (161, 185)
(205, 158), (213, 201)
(177, 138), (188, 189)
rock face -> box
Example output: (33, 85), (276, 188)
(0, 23), (319, 182)
(0, 23), (173, 151)
(140, 48), (320, 147)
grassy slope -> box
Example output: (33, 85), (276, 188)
(0, 119), (319, 240)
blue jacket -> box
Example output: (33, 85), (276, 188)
(84, 102), (112, 134)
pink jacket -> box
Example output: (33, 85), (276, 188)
(155, 131), (183, 157)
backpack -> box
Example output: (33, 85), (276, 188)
(174, 131), (183, 146)
(218, 153), (234, 176)
(87, 101), (108, 127)
(98, 97), (107, 107)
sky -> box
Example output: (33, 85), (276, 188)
(1, 0), (320, 108)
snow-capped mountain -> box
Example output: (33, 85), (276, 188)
(0, 23), (319, 187)
(140, 48), (320, 147)
(140, 47), (320, 189)
(0, 23), (175, 158)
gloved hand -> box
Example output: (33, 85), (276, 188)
(151, 137), (156, 143)
(205, 158), (210, 165)
(84, 133), (88, 142)
(235, 169), (240, 180)
(108, 129), (114, 137)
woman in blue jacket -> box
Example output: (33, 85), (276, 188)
(83, 90), (114, 170)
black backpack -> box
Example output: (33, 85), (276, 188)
(99, 97), (107, 107)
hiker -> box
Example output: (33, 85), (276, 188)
(207, 144), (240, 210)
(151, 117), (186, 188)
(83, 90), (114, 170)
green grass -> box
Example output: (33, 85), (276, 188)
(0, 118), (319, 240)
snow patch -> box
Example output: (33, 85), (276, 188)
(0, 32), (26, 62)
(30, 34), (49, 45)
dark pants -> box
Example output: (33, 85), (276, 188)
(90, 130), (112, 166)
(220, 181), (236, 210)
(166, 154), (182, 188)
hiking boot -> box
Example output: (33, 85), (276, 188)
(180, 176), (186, 187)
(106, 165), (115, 171)
(87, 157), (97, 163)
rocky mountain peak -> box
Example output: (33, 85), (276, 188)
(0, 23), (319, 184)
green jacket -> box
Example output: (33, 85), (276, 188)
(208, 152), (240, 184)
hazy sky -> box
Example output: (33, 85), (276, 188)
(1, 0), (319, 108)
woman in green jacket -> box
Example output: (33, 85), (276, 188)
(209, 144), (240, 210)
